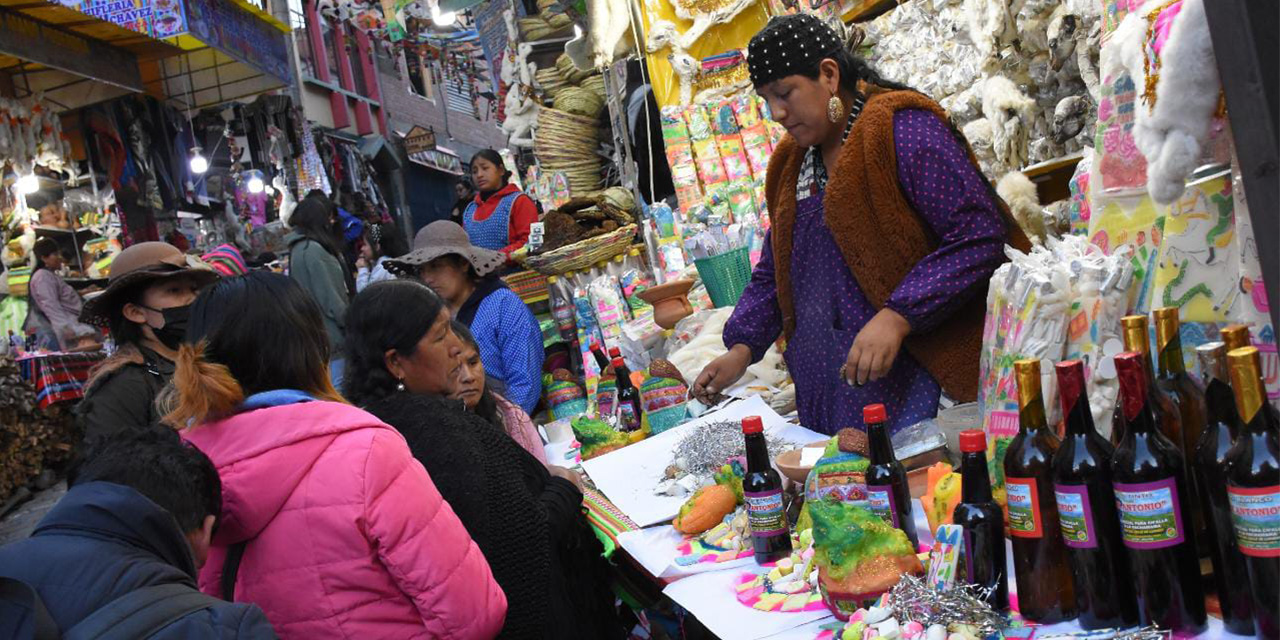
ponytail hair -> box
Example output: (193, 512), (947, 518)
(163, 342), (246, 428)
(166, 271), (345, 428)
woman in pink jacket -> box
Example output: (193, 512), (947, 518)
(165, 271), (507, 639)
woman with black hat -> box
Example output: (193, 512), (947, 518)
(693, 14), (1030, 436)
(386, 220), (544, 414)
(76, 242), (219, 440)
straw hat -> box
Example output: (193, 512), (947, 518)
(79, 242), (220, 327)
(385, 221), (506, 278)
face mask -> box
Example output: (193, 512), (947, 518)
(142, 304), (191, 351)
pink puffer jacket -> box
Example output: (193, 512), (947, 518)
(183, 401), (507, 639)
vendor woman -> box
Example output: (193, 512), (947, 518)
(693, 14), (1029, 435)
(463, 149), (539, 256)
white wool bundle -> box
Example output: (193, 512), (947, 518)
(997, 171), (1046, 245)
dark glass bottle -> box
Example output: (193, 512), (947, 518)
(1152, 307), (1209, 555)
(1112, 315), (1182, 450)
(590, 344), (610, 373)
(1192, 342), (1256, 635)
(864, 403), (919, 550)
(1112, 351), (1206, 634)
(1003, 359), (1075, 623)
(1052, 360), (1139, 629)
(611, 357), (643, 432)
(742, 416), (792, 564)
(953, 429), (1009, 612)
(1223, 324), (1280, 425)
(1225, 346), (1280, 640)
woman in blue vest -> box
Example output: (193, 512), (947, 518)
(462, 149), (539, 257)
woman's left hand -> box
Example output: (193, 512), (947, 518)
(843, 308), (911, 386)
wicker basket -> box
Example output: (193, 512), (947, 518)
(518, 225), (637, 276)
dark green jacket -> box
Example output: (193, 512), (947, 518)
(286, 232), (349, 357)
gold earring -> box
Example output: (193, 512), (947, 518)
(827, 94), (843, 123)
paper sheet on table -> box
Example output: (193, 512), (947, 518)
(617, 525), (756, 579)
(582, 395), (826, 527)
(664, 566), (832, 640)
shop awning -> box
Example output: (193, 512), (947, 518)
(407, 146), (464, 176)
(0, 0), (290, 112)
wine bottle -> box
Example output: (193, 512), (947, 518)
(1152, 307), (1209, 555)
(953, 429), (1009, 612)
(1113, 351), (1206, 633)
(864, 404), (919, 550)
(1225, 346), (1280, 640)
(1112, 315), (1183, 449)
(1052, 360), (1139, 629)
(1222, 324), (1280, 425)
(612, 357), (643, 432)
(1004, 359), (1076, 623)
(742, 416), (792, 564)
(1193, 342), (1255, 635)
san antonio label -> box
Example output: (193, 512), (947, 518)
(1113, 477), (1185, 550)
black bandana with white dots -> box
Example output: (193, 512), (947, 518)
(747, 13), (844, 87)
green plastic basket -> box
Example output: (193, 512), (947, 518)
(694, 247), (751, 308)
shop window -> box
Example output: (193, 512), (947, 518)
(348, 37), (368, 96)
(289, 0), (315, 79)
(320, 18), (342, 81)
(405, 48), (434, 101)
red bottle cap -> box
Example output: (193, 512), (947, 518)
(609, 346), (621, 358)
(958, 429), (987, 453)
(863, 404), (887, 424)
(1055, 360), (1086, 418)
(1114, 352), (1148, 422)
(611, 357), (625, 369)
(742, 416), (764, 434)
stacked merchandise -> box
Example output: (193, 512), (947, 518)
(532, 55), (608, 195)
(0, 356), (75, 504)
(660, 92), (782, 226)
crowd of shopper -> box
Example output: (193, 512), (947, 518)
(1, 172), (618, 639)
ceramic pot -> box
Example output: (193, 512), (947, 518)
(637, 278), (695, 329)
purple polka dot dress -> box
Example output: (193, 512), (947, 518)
(723, 109), (1009, 435)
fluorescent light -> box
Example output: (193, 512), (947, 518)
(431, 4), (456, 26)
(189, 148), (209, 174)
(16, 174), (39, 195)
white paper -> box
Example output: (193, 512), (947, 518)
(617, 525), (756, 579)
(663, 567), (832, 640)
(582, 395), (827, 527)
(799, 447), (826, 467)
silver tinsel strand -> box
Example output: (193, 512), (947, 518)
(888, 574), (1005, 638)
(669, 420), (793, 478)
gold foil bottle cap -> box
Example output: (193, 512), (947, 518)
(1221, 325), (1251, 352)
(1196, 341), (1229, 384)
(1228, 346), (1265, 423)
(1122, 315), (1150, 354)
(1014, 359), (1041, 410)
(1153, 307), (1181, 348)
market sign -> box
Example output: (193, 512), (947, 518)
(403, 126), (437, 154)
(408, 149), (463, 176)
(183, 0), (293, 85)
(0, 6), (143, 91)
(55, 0), (189, 39)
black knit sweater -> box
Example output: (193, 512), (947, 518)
(364, 393), (622, 639)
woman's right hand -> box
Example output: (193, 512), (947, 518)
(692, 344), (752, 404)
(547, 464), (584, 491)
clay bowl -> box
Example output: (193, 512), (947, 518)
(637, 278), (695, 329)
(775, 443), (829, 485)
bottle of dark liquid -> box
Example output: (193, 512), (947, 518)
(1112, 315), (1182, 449)
(1225, 346), (1280, 640)
(742, 416), (792, 564)
(953, 429), (1009, 612)
(864, 403), (919, 550)
(1052, 360), (1139, 629)
(590, 343), (611, 373)
(611, 357), (643, 432)
(1192, 342), (1256, 635)
(1112, 351), (1207, 633)
(1003, 359), (1076, 623)
(1152, 307), (1209, 555)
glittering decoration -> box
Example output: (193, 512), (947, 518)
(886, 574), (1005, 639)
(1038, 626), (1170, 640)
(669, 419), (792, 480)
